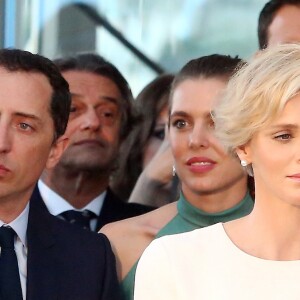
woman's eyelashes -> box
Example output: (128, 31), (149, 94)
(171, 119), (188, 129)
(274, 132), (293, 141)
(171, 117), (214, 130)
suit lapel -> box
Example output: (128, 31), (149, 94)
(95, 193), (109, 231)
(26, 187), (59, 300)
(96, 188), (122, 230)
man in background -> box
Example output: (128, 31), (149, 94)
(38, 53), (154, 232)
(258, 0), (300, 49)
(0, 48), (119, 300)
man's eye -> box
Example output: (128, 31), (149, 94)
(19, 123), (32, 130)
(70, 106), (77, 113)
(102, 111), (114, 118)
(96, 108), (118, 126)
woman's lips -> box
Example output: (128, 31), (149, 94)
(186, 157), (216, 173)
(287, 174), (300, 181)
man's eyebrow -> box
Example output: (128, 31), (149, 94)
(101, 96), (119, 105)
(70, 92), (119, 105)
(14, 112), (42, 123)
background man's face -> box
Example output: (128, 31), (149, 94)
(0, 68), (60, 201)
(58, 70), (122, 173)
(268, 5), (300, 47)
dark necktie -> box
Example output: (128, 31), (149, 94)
(0, 226), (23, 300)
(60, 210), (97, 230)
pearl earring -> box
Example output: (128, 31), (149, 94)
(240, 160), (248, 167)
(172, 165), (176, 176)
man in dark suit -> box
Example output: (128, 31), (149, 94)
(0, 49), (119, 299)
(39, 53), (154, 232)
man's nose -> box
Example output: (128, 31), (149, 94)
(0, 123), (12, 153)
(80, 108), (101, 131)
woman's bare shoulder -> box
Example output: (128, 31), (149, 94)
(101, 201), (178, 239)
(100, 201), (178, 280)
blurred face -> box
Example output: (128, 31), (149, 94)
(0, 68), (65, 203)
(268, 5), (300, 47)
(238, 94), (300, 206)
(169, 78), (245, 202)
(59, 71), (122, 173)
(143, 105), (168, 168)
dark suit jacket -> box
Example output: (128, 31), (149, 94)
(96, 188), (155, 230)
(36, 185), (154, 231)
(26, 188), (120, 300)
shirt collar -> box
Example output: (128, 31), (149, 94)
(0, 202), (29, 248)
(38, 179), (106, 216)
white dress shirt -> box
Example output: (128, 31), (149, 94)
(0, 202), (29, 300)
(38, 179), (106, 231)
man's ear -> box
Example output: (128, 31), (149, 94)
(235, 143), (252, 164)
(46, 135), (69, 169)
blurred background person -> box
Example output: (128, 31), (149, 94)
(38, 53), (154, 232)
(101, 54), (254, 300)
(111, 74), (179, 207)
(127, 137), (179, 207)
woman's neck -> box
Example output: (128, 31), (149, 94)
(182, 175), (248, 213)
(225, 194), (300, 261)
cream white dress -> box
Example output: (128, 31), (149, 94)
(134, 223), (300, 300)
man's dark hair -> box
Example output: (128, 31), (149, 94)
(0, 48), (70, 140)
(54, 53), (136, 141)
(258, 0), (300, 49)
(171, 54), (244, 101)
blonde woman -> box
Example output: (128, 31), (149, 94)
(134, 44), (300, 300)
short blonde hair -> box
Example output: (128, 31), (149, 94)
(214, 43), (300, 153)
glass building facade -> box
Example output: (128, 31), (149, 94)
(1, 0), (267, 95)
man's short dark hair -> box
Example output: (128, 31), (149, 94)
(258, 0), (300, 49)
(54, 53), (136, 141)
(0, 48), (70, 140)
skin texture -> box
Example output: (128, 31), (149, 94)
(41, 71), (122, 209)
(268, 5), (300, 47)
(226, 94), (300, 261)
(101, 76), (248, 280)
(0, 68), (67, 223)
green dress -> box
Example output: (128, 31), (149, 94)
(120, 191), (254, 300)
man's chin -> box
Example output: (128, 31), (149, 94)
(60, 159), (115, 173)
